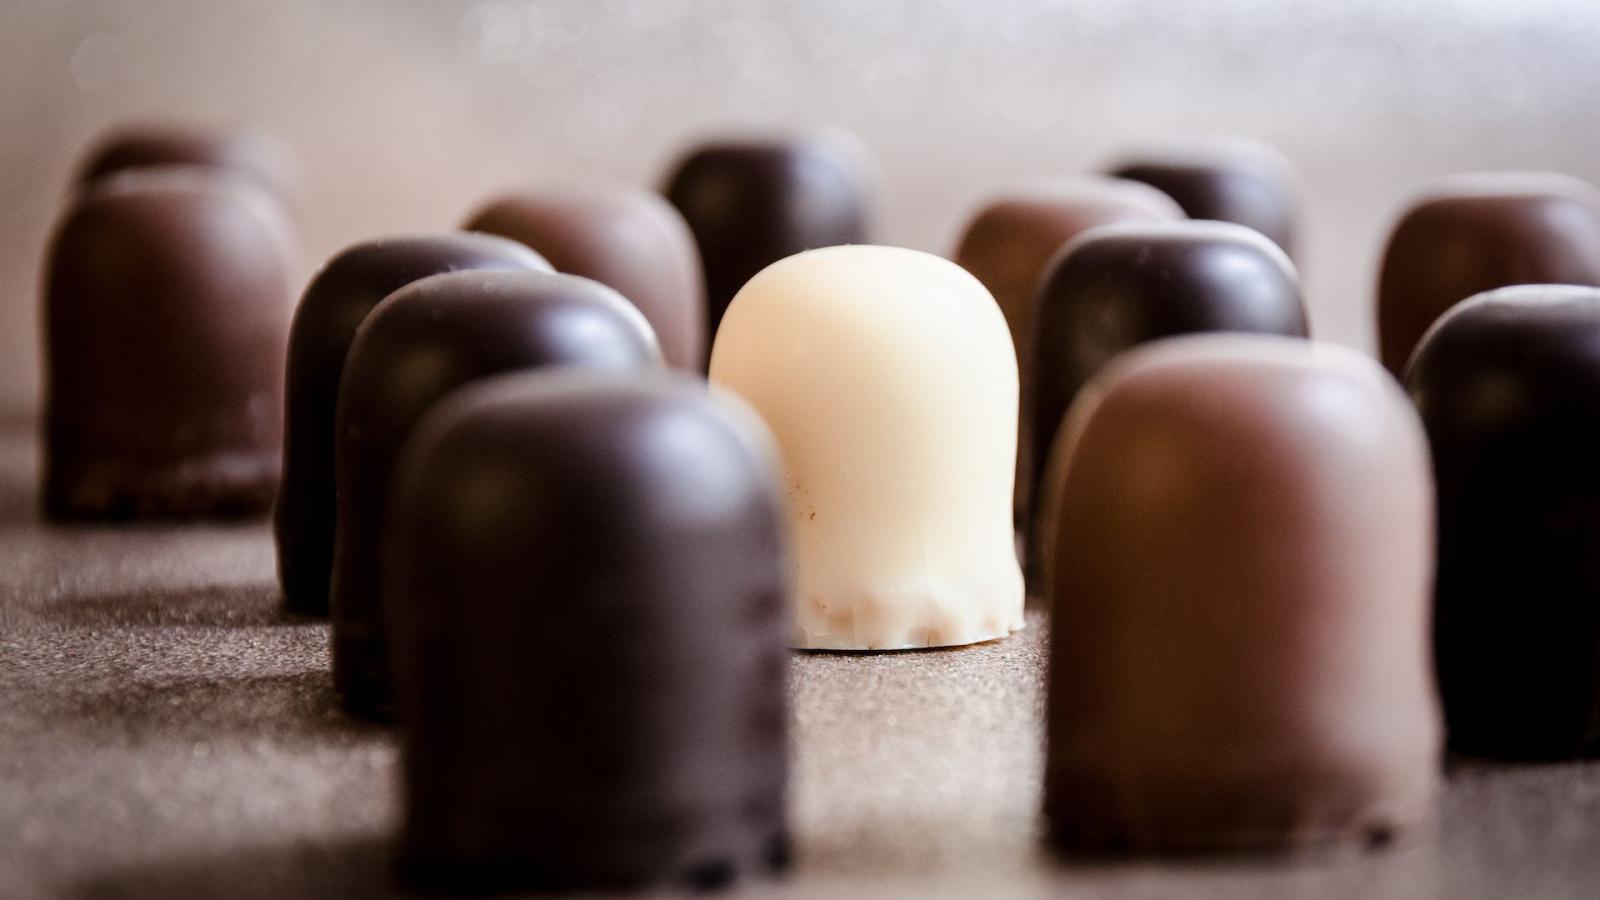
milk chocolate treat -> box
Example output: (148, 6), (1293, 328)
(1042, 334), (1440, 853)
(464, 186), (706, 369)
(1406, 285), (1600, 759)
(664, 133), (870, 337)
(274, 234), (550, 617)
(331, 270), (660, 718)
(43, 167), (299, 519)
(1376, 172), (1600, 374)
(711, 245), (1023, 649)
(1026, 222), (1305, 552)
(390, 373), (789, 893)
(77, 123), (302, 210)
(1108, 137), (1299, 255)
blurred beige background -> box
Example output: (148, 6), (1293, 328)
(3, 0), (1600, 419)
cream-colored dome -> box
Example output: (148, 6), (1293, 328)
(710, 244), (1024, 650)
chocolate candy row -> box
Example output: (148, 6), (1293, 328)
(36, 123), (1600, 891)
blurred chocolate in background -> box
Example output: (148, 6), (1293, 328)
(4, 0), (1600, 418)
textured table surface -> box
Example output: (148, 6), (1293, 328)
(2, 427), (1598, 899)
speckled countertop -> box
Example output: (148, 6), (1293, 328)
(1, 428), (1598, 899)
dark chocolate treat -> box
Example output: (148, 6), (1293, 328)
(388, 372), (789, 893)
(1406, 284), (1600, 759)
(274, 234), (550, 617)
(1026, 221), (1306, 556)
(663, 133), (870, 338)
(1107, 137), (1299, 256)
(1377, 172), (1600, 375)
(464, 186), (706, 369)
(76, 123), (302, 210)
(1042, 334), (1440, 854)
(330, 270), (660, 719)
(43, 166), (299, 519)
(952, 177), (1184, 524)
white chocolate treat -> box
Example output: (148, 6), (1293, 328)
(710, 245), (1025, 650)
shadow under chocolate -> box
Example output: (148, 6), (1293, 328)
(71, 834), (395, 900)
(36, 670), (380, 742)
(37, 584), (295, 629)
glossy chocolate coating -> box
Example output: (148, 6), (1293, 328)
(1042, 334), (1440, 854)
(43, 167), (299, 519)
(1406, 285), (1600, 759)
(464, 186), (706, 369)
(1377, 172), (1600, 375)
(1026, 221), (1306, 552)
(663, 134), (870, 338)
(952, 177), (1184, 382)
(953, 177), (1184, 526)
(76, 123), (302, 210)
(389, 373), (790, 893)
(1107, 138), (1299, 255)
(330, 270), (660, 718)
(274, 234), (550, 617)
